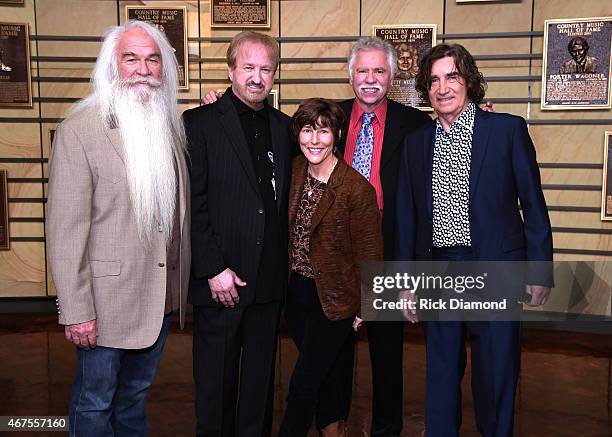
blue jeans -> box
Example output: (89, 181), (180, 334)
(69, 314), (171, 437)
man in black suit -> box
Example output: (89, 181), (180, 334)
(184, 31), (293, 436)
(336, 36), (431, 437)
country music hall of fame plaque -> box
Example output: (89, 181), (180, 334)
(211, 0), (270, 28)
(601, 131), (612, 221)
(372, 24), (436, 111)
(541, 17), (612, 110)
(126, 6), (189, 90)
(0, 22), (32, 107)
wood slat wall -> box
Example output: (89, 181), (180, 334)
(0, 0), (610, 299)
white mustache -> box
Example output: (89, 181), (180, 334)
(359, 85), (383, 91)
(120, 76), (162, 88)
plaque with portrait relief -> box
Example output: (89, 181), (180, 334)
(0, 22), (32, 107)
(541, 17), (612, 110)
(372, 24), (437, 111)
(126, 6), (189, 90)
(601, 131), (612, 221)
(0, 169), (9, 250)
(211, 0), (270, 28)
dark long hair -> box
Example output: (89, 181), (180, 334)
(415, 43), (487, 105)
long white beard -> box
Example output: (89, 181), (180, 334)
(109, 79), (177, 246)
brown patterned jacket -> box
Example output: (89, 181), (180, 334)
(288, 154), (384, 320)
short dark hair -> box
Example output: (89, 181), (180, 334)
(415, 43), (487, 105)
(292, 98), (347, 146)
(568, 36), (589, 51)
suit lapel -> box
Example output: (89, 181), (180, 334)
(379, 102), (404, 170)
(469, 108), (491, 205)
(310, 186), (336, 233)
(269, 110), (287, 211)
(424, 123), (435, 220)
(217, 94), (260, 193)
(103, 125), (126, 164)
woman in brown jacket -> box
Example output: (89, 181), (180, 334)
(278, 98), (383, 437)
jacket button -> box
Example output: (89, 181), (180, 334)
(257, 208), (264, 214)
(256, 240), (262, 245)
(158, 263), (165, 267)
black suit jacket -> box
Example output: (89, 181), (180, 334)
(184, 91), (293, 306)
(338, 98), (432, 260)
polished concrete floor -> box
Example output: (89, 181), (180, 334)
(0, 314), (610, 436)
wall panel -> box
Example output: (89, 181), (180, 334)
(0, 0), (610, 299)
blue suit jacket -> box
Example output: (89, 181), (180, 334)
(396, 106), (554, 287)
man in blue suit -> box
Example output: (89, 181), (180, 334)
(396, 44), (554, 436)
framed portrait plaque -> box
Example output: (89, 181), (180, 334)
(125, 6), (189, 90)
(0, 169), (9, 250)
(0, 22), (32, 107)
(267, 89), (278, 109)
(601, 131), (612, 221)
(541, 17), (612, 110)
(372, 24), (437, 111)
(211, 0), (270, 28)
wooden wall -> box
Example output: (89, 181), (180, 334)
(0, 0), (611, 303)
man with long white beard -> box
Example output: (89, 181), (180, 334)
(46, 20), (190, 436)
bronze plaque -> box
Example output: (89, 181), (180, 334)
(372, 24), (437, 111)
(0, 22), (32, 107)
(0, 169), (9, 250)
(602, 131), (612, 221)
(541, 17), (612, 110)
(211, 0), (270, 28)
(126, 6), (189, 90)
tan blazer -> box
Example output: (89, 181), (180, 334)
(46, 105), (191, 349)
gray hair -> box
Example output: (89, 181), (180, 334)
(73, 20), (185, 151)
(347, 36), (397, 77)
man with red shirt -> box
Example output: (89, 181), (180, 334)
(336, 36), (431, 437)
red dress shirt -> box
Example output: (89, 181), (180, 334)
(343, 99), (388, 214)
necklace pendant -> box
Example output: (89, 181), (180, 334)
(307, 190), (313, 196)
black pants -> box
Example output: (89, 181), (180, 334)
(367, 320), (405, 436)
(278, 273), (355, 437)
(193, 301), (280, 437)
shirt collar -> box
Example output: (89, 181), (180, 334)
(435, 102), (476, 133)
(350, 98), (388, 129)
(228, 87), (269, 119)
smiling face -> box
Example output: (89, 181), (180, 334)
(428, 56), (469, 128)
(228, 41), (274, 110)
(349, 49), (392, 112)
(299, 118), (336, 169)
(569, 42), (587, 64)
(116, 28), (162, 97)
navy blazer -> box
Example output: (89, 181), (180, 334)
(396, 106), (554, 287)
